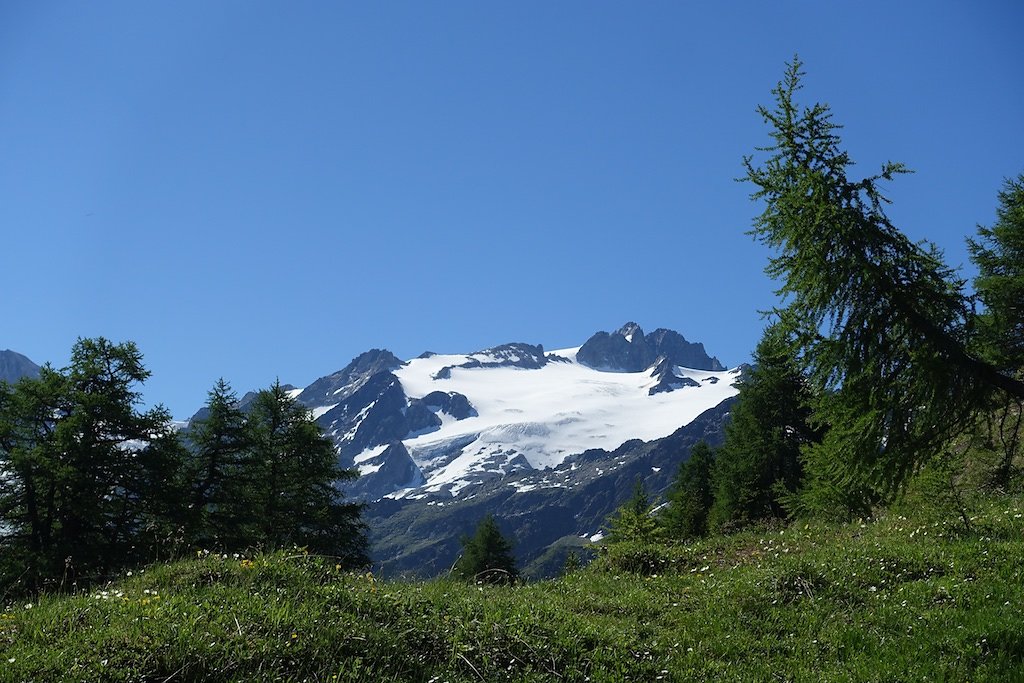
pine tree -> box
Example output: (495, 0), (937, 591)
(184, 378), (253, 549)
(0, 339), (183, 588)
(744, 58), (1024, 504)
(454, 513), (518, 585)
(0, 368), (68, 585)
(246, 381), (368, 565)
(968, 174), (1024, 486)
(661, 441), (716, 540)
(605, 478), (660, 544)
(709, 324), (820, 528)
(969, 174), (1024, 375)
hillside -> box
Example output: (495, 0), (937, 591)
(3, 493), (1021, 682)
(0, 349), (39, 384)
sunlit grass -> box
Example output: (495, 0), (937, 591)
(2, 496), (1022, 681)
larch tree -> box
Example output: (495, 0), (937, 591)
(0, 339), (183, 588)
(744, 58), (1024, 509)
(709, 323), (820, 529)
(968, 173), (1024, 486)
(246, 381), (368, 565)
(660, 440), (716, 540)
(453, 512), (518, 585)
(605, 477), (660, 544)
(184, 378), (253, 549)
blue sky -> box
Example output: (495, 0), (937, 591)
(2, 2), (1022, 419)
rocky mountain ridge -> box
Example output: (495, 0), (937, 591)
(266, 323), (739, 503)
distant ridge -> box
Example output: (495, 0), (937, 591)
(0, 349), (41, 384)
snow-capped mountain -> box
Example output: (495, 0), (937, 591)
(290, 323), (740, 503)
(183, 322), (742, 576)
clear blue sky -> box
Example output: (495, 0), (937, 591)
(3, 2), (1022, 419)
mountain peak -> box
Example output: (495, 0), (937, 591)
(0, 349), (41, 384)
(576, 324), (722, 373)
(615, 322), (645, 343)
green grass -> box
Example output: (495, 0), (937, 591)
(3, 496), (1023, 682)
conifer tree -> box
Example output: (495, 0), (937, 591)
(246, 381), (368, 565)
(184, 378), (252, 549)
(968, 173), (1024, 486)
(0, 339), (183, 588)
(605, 478), (660, 544)
(454, 513), (518, 584)
(709, 324), (819, 529)
(744, 58), (1024, 505)
(969, 173), (1024, 375)
(661, 441), (716, 540)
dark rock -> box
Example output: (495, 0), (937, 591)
(433, 342), (547, 379)
(344, 441), (425, 501)
(418, 391), (477, 420)
(577, 323), (724, 373)
(0, 350), (41, 384)
(576, 323), (652, 372)
(321, 372), (409, 457)
(646, 328), (724, 371)
(404, 401), (443, 436)
(298, 349), (403, 406)
(364, 396), (737, 579)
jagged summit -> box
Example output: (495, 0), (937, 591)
(616, 321), (645, 342)
(263, 324), (740, 502)
(576, 322), (724, 373)
(297, 349), (403, 405)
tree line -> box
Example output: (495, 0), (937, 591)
(0, 339), (368, 595)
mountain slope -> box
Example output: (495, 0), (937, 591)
(186, 322), (742, 575)
(366, 397), (736, 577)
(0, 349), (40, 384)
(282, 324), (740, 504)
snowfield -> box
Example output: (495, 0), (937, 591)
(363, 346), (743, 496)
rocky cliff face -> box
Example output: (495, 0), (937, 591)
(365, 397), (736, 578)
(185, 323), (741, 576)
(576, 322), (724, 373)
(281, 324), (739, 504)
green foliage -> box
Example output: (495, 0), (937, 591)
(3, 494), (1023, 681)
(184, 378), (252, 549)
(0, 339), (182, 590)
(605, 477), (659, 544)
(454, 513), (518, 585)
(561, 550), (583, 576)
(968, 174), (1024, 487)
(969, 173), (1024, 375)
(660, 441), (716, 539)
(245, 381), (367, 564)
(710, 324), (820, 529)
(744, 58), (1024, 508)
(1, 342), (369, 597)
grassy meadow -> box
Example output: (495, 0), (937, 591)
(2, 494), (1022, 682)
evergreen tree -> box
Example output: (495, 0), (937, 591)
(246, 381), (368, 565)
(184, 378), (252, 548)
(968, 174), (1024, 486)
(969, 173), (1024, 375)
(0, 368), (67, 585)
(605, 478), (659, 544)
(453, 513), (518, 585)
(743, 58), (1024, 505)
(709, 324), (820, 528)
(0, 339), (183, 588)
(661, 441), (716, 540)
